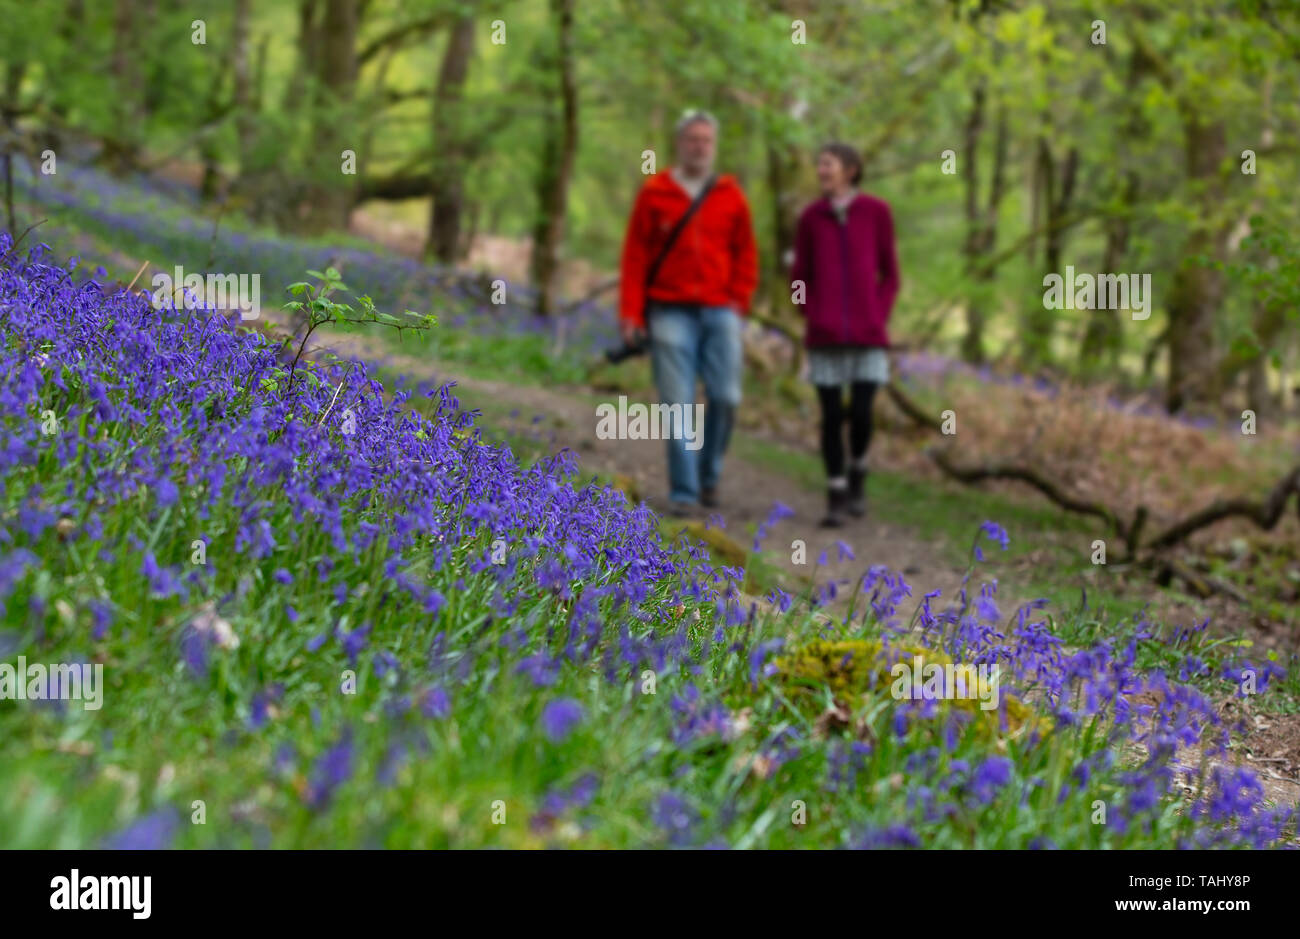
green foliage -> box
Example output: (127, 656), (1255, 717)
(280, 267), (435, 394)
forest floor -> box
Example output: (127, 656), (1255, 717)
(293, 316), (1300, 810)
(295, 207), (1300, 811)
(25, 169), (1300, 810)
(301, 319), (968, 608)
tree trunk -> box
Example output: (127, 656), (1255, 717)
(1080, 169), (1135, 369)
(960, 84), (986, 363)
(1282, 338), (1297, 416)
(283, 0), (358, 232)
(197, 52), (227, 203)
(42, 0), (84, 154)
(233, 0), (256, 170)
(1165, 114), (1228, 413)
(319, 0), (358, 96)
(315, 0), (358, 227)
(1246, 352), (1271, 420)
(765, 125), (804, 316)
(529, 0), (579, 316)
(426, 14), (475, 263)
(1042, 146), (1077, 285)
(960, 83), (1006, 364)
(3, 63), (24, 235)
(1129, 33), (1235, 413)
(1081, 47), (1147, 372)
(284, 0), (319, 111)
(104, 0), (142, 174)
(1216, 293), (1288, 419)
(1022, 134), (1077, 364)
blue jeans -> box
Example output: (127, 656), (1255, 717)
(647, 305), (743, 504)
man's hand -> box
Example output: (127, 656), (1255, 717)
(621, 319), (646, 348)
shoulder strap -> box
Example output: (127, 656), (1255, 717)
(644, 175), (718, 291)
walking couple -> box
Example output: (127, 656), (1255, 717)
(618, 110), (901, 527)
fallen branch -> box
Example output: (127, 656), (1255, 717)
(927, 446), (1124, 538)
(1154, 559), (1251, 605)
(882, 359), (1298, 605)
(749, 312), (801, 346)
(885, 378), (1299, 559)
(884, 381), (944, 433)
(556, 275), (618, 315)
(1145, 465), (1300, 550)
(0, 217), (47, 265)
(1125, 505), (1148, 561)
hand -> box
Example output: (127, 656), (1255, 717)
(621, 320), (646, 347)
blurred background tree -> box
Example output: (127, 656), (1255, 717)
(1, 0), (1298, 415)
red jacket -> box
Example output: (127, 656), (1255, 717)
(619, 172), (758, 327)
(790, 193), (900, 348)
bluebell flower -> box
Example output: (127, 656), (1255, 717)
(540, 698), (584, 742)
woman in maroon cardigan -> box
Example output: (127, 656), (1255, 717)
(790, 143), (901, 527)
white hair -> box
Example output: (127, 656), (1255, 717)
(675, 109), (719, 137)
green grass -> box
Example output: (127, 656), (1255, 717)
(4, 354), (1290, 851)
(736, 434), (1109, 602)
(5, 175), (1296, 849)
(374, 331), (1300, 714)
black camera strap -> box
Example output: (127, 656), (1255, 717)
(644, 174), (718, 299)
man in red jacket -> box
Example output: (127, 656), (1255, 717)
(618, 110), (758, 515)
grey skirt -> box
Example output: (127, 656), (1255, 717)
(806, 347), (890, 386)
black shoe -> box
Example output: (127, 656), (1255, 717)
(665, 500), (699, 520)
(847, 468), (867, 517)
(700, 486), (719, 508)
(819, 487), (849, 528)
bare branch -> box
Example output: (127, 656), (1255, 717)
(884, 381), (944, 433)
(927, 446), (1124, 536)
(354, 172), (433, 201)
(358, 13), (449, 66)
(556, 275), (618, 315)
(1145, 466), (1300, 550)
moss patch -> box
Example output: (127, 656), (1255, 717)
(776, 638), (1050, 741)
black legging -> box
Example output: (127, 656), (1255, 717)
(816, 381), (879, 479)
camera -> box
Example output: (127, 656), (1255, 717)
(604, 338), (648, 364)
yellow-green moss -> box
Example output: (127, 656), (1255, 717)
(670, 520), (749, 570)
(609, 473), (642, 505)
(775, 638), (1050, 741)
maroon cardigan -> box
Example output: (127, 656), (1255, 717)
(790, 193), (900, 348)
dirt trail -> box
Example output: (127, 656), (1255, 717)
(325, 331), (1300, 798)
(299, 322), (981, 614)
(42, 189), (1300, 815)
(273, 314), (1300, 807)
